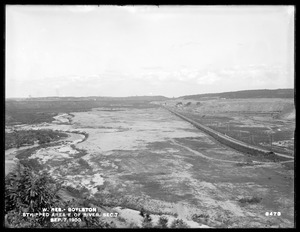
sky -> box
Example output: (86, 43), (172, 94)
(6, 5), (294, 98)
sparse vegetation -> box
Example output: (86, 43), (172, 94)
(155, 216), (169, 228)
(140, 209), (153, 228)
(77, 158), (92, 170)
(19, 158), (44, 172)
(139, 207), (146, 217)
(70, 145), (88, 158)
(236, 162), (255, 167)
(170, 218), (189, 228)
(192, 213), (210, 224)
(5, 94), (294, 228)
(139, 214), (191, 228)
(5, 162), (113, 228)
(141, 216), (153, 228)
(5, 129), (68, 150)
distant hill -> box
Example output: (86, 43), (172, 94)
(180, 89), (294, 100)
(6, 95), (169, 102)
(5, 95), (169, 125)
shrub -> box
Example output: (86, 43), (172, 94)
(192, 213), (210, 223)
(141, 213), (153, 228)
(78, 158), (91, 170)
(139, 207), (145, 217)
(5, 163), (62, 227)
(170, 219), (189, 228)
(155, 216), (169, 228)
(19, 158), (43, 172)
(5, 162), (112, 228)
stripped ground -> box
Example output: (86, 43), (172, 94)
(162, 98), (295, 156)
(6, 107), (294, 228)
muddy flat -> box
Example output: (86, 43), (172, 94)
(7, 107), (294, 228)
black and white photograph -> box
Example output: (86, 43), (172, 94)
(5, 5), (295, 228)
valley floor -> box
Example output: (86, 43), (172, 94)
(5, 106), (294, 228)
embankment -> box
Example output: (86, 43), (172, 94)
(165, 107), (293, 162)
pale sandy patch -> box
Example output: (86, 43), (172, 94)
(52, 113), (72, 124)
(5, 143), (39, 157)
(71, 108), (207, 153)
(56, 146), (77, 154)
(62, 173), (104, 195)
(30, 148), (72, 163)
(198, 181), (217, 190)
(113, 206), (211, 228)
(217, 200), (245, 217)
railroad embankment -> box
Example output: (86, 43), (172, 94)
(165, 107), (294, 162)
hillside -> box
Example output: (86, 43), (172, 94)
(163, 98), (294, 115)
(6, 95), (169, 102)
(5, 96), (167, 125)
(180, 89), (294, 100)
(162, 97), (295, 156)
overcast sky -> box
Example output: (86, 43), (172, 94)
(6, 5), (294, 98)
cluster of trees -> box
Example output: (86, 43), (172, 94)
(5, 110), (59, 125)
(5, 161), (192, 228)
(5, 129), (68, 150)
(5, 163), (62, 227)
(5, 162), (112, 228)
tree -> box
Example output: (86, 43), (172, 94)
(5, 163), (61, 227)
(5, 162), (113, 228)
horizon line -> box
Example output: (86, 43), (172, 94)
(5, 88), (294, 100)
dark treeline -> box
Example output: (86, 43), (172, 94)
(5, 98), (161, 125)
(182, 89), (294, 100)
(5, 129), (68, 150)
